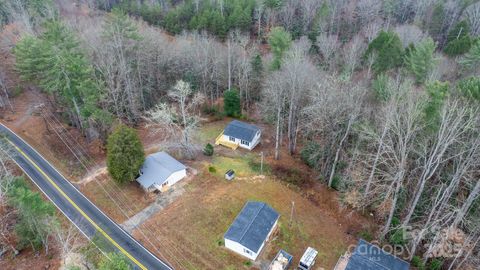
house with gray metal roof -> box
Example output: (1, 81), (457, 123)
(136, 152), (187, 192)
(224, 201), (280, 260)
(215, 120), (261, 150)
(334, 239), (410, 270)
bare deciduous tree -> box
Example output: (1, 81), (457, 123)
(145, 80), (204, 159)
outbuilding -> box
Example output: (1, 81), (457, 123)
(136, 152), (187, 192)
(224, 201), (279, 260)
(215, 120), (261, 150)
(334, 239), (410, 270)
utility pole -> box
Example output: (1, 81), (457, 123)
(289, 201), (295, 227)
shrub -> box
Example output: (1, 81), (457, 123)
(358, 230), (373, 242)
(458, 77), (480, 101)
(203, 143), (214, 156)
(428, 259), (443, 270)
(98, 253), (132, 270)
(372, 73), (391, 101)
(389, 228), (407, 246)
(300, 141), (321, 168)
(106, 125), (145, 184)
(243, 261), (252, 267)
(330, 174), (341, 191)
(208, 166), (217, 173)
(411, 256), (425, 270)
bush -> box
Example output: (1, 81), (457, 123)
(98, 253), (132, 270)
(243, 261), (252, 267)
(428, 259), (443, 270)
(330, 174), (341, 191)
(203, 143), (214, 156)
(107, 125), (145, 184)
(411, 256), (425, 270)
(208, 166), (217, 173)
(389, 228), (407, 246)
(300, 141), (321, 168)
(372, 73), (391, 101)
(358, 230), (374, 242)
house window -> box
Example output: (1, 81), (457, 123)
(229, 136), (235, 142)
(244, 248), (252, 255)
(241, 140), (250, 146)
(162, 181), (169, 187)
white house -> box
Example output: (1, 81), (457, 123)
(224, 201), (280, 260)
(215, 120), (261, 150)
(136, 152), (187, 192)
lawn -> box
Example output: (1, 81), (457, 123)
(132, 156), (353, 270)
(80, 173), (155, 223)
(196, 120), (226, 145)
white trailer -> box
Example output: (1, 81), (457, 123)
(298, 247), (318, 270)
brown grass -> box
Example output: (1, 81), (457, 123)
(132, 160), (356, 270)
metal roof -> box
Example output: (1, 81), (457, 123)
(223, 120), (260, 142)
(136, 152), (186, 189)
(224, 201), (280, 253)
(345, 240), (410, 270)
(300, 247), (318, 266)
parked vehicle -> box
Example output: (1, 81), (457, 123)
(298, 247), (318, 270)
(269, 249), (293, 270)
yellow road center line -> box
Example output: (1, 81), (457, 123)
(7, 139), (147, 270)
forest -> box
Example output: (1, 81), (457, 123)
(1, 0), (480, 270)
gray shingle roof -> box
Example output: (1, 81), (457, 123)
(224, 201), (280, 253)
(136, 152), (186, 189)
(223, 120), (260, 142)
(345, 240), (410, 270)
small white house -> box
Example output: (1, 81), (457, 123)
(224, 201), (280, 260)
(136, 152), (187, 192)
(215, 120), (261, 150)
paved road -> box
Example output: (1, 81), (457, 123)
(0, 124), (173, 270)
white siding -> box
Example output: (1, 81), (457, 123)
(222, 130), (261, 151)
(224, 238), (258, 260)
(164, 169), (187, 187)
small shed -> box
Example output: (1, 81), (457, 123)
(215, 120), (261, 150)
(136, 152), (187, 192)
(224, 201), (280, 260)
(225, 169), (235, 180)
(269, 249), (293, 270)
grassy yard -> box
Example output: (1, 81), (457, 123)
(132, 155), (352, 270)
(80, 174), (155, 223)
(196, 120), (226, 145)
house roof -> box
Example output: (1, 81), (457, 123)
(136, 152), (186, 189)
(224, 201), (279, 253)
(345, 239), (410, 270)
(223, 120), (260, 142)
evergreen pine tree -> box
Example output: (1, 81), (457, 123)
(107, 125), (145, 184)
(364, 31), (404, 74)
(224, 88), (241, 117)
(405, 38), (437, 84)
(268, 27), (292, 70)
